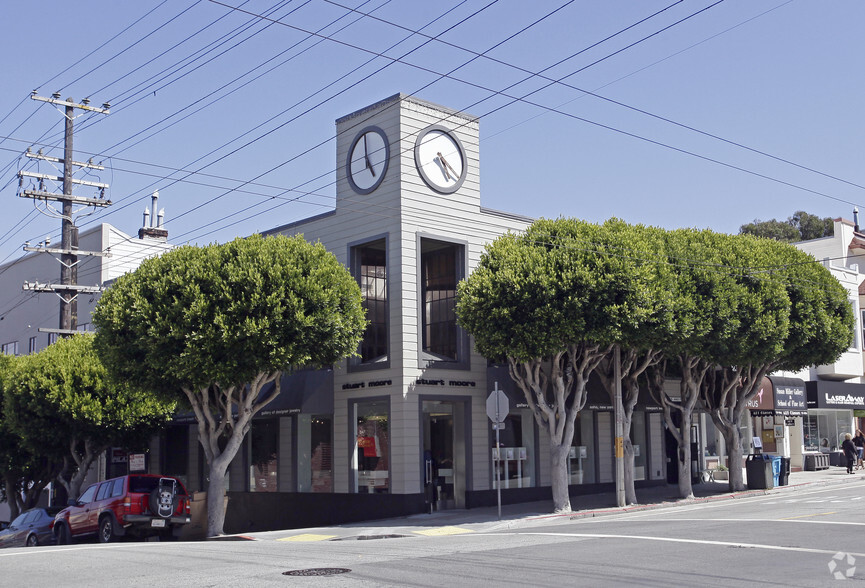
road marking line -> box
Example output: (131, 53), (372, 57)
(278, 534), (336, 542)
(591, 517), (865, 526)
(505, 532), (865, 557)
(780, 512), (836, 520)
(414, 526), (474, 537)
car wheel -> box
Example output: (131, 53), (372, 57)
(98, 516), (116, 543)
(25, 534), (38, 547)
(55, 523), (69, 545)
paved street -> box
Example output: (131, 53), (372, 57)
(2, 473), (864, 587)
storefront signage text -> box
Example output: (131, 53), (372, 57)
(825, 394), (865, 406)
(415, 378), (477, 387)
(342, 379), (394, 390)
(774, 385), (807, 414)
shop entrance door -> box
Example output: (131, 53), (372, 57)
(423, 401), (465, 510)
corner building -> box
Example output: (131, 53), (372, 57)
(158, 95), (667, 533)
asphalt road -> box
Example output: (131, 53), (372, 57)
(3, 482), (864, 587)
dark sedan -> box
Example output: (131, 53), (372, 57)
(0, 507), (62, 548)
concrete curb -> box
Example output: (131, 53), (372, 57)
(512, 473), (864, 527)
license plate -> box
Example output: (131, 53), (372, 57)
(151, 519), (166, 528)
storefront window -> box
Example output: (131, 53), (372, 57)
(570, 411), (596, 485)
(298, 414), (333, 492)
(806, 410), (853, 452)
(353, 399), (389, 493)
(631, 412), (647, 482)
(249, 419), (278, 492)
(491, 408), (536, 488)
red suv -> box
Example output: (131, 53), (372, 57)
(54, 474), (191, 543)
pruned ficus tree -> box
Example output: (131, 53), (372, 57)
(645, 228), (748, 499)
(3, 334), (174, 501)
(700, 236), (854, 491)
(595, 225), (674, 505)
(457, 218), (657, 512)
(93, 234), (366, 537)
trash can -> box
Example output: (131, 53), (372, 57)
(769, 455), (782, 487)
(778, 457), (791, 486)
(746, 454), (774, 490)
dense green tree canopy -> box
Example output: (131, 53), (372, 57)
(739, 210), (833, 242)
(94, 234), (366, 397)
(3, 334), (175, 498)
(457, 218), (664, 362)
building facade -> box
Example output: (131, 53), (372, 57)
(152, 95), (668, 533)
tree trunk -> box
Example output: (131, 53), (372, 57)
(205, 459), (230, 537)
(726, 427), (745, 491)
(623, 410), (637, 505)
(549, 443), (571, 513)
(60, 441), (100, 501)
(677, 409), (694, 499)
(5, 477), (20, 521)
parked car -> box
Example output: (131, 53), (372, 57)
(0, 507), (62, 548)
(54, 474), (191, 544)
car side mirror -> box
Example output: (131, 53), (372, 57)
(67, 498), (77, 506)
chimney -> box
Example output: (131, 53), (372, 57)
(855, 207), (860, 233)
(138, 191), (168, 241)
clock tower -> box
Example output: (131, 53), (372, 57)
(335, 93), (481, 219)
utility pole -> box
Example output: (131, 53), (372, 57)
(19, 92), (111, 338)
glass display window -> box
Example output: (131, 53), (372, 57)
(353, 398), (390, 493)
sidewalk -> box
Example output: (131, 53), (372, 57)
(237, 466), (865, 542)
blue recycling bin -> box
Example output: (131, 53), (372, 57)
(769, 455), (782, 487)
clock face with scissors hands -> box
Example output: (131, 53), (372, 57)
(414, 125), (467, 194)
(347, 126), (390, 194)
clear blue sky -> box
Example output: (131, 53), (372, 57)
(1, 0), (863, 266)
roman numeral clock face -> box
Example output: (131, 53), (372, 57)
(347, 126), (389, 194)
(414, 125), (467, 194)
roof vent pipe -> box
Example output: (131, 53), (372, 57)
(855, 207), (860, 233)
(143, 207), (150, 228)
(150, 191), (159, 228)
(157, 208), (165, 228)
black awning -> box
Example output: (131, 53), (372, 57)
(767, 376), (807, 416)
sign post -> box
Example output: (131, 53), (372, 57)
(486, 382), (509, 520)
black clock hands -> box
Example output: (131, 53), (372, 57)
(437, 151), (457, 181)
(364, 134), (375, 177)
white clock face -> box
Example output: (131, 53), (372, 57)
(347, 127), (389, 194)
(414, 126), (466, 194)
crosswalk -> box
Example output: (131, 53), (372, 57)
(276, 526), (475, 541)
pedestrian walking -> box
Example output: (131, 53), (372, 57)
(853, 430), (865, 470)
(842, 433), (857, 474)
